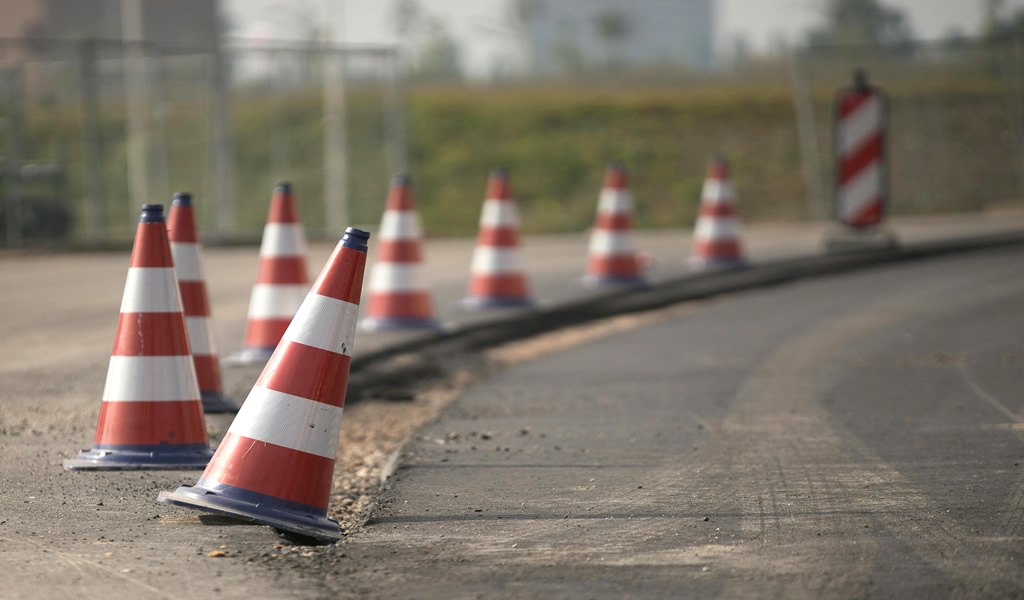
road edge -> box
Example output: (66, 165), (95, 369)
(349, 230), (1024, 378)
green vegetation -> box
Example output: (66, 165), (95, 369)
(8, 73), (1022, 241)
(407, 85), (805, 237)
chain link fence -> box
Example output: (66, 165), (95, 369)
(0, 38), (405, 247)
(4, 35), (1024, 247)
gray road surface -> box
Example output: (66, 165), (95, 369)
(2, 217), (1024, 598)
(334, 245), (1024, 598)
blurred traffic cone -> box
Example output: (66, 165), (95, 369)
(690, 155), (747, 269)
(585, 162), (646, 286)
(359, 175), (441, 331)
(159, 228), (370, 541)
(65, 204), (213, 470)
(230, 183), (310, 364)
(168, 193), (236, 413)
(462, 169), (533, 308)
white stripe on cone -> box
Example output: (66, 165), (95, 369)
(102, 356), (201, 402)
(120, 268), (182, 313)
(588, 230), (636, 255)
(246, 284), (309, 318)
(840, 162), (882, 216)
(701, 180), (736, 203)
(226, 385), (343, 459)
(185, 316), (214, 354)
(281, 294), (359, 356)
(169, 242), (202, 281)
(470, 246), (523, 274)
(840, 95), (881, 154)
(259, 223), (307, 257)
(695, 217), (742, 240)
(379, 211), (422, 240)
(368, 263), (425, 293)
(479, 199), (520, 227)
(597, 189), (634, 215)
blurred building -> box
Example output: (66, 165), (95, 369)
(0, 0), (218, 49)
(521, 0), (714, 74)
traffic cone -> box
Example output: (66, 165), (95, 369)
(64, 204), (214, 470)
(462, 169), (533, 308)
(159, 228), (370, 541)
(359, 175), (441, 331)
(584, 162), (645, 286)
(230, 183), (310, 365)
(168, 193), (236, 413)
(690, 155), (747, 269)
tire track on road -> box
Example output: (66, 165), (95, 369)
(711, 278), (1024, 595)
(0, 535), (170, 598)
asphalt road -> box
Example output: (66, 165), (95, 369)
(2, 220), (1024, 598)
(2, 211), (1022, 411)
(331, 245), (1024, 598)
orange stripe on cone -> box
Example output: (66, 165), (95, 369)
(585, 162), (645, 286)
(168, 193), (235, 413)
(689, 155), (747, 270)
(230, 183), (311, 365)
(159, 228), (370, 541)
(64, 204), (213, 470)
(359, 176), (441, 331)
(462, 169), (533, 308)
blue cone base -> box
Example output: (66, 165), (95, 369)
(64, 443), (213, 471)
(158, 483), (341, 541)
(226, 346), (276, 367)
(461, 295), (534, 310)
(200, 390), (238, 414)
(689, 256), (749, 270)
(583, 274), (648, 288)
(359, 316), (443, 332)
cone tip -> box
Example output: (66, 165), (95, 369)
(603, 162), (628, 189)
(172, 192), (192, 206)
(341, 227), (370, 253)
(139, 204), (165, 223)
(274, 182), (292, 194)
(854, 68), (869, 90)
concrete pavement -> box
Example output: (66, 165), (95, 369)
(3, 210), (1024, 407)
(323, 245), (1024, 598)
(2, 214), (1024, 598)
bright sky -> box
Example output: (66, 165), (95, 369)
(226, 0), (1024, 75)
(720, 0), (1024, 50)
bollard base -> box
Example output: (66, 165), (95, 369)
(159, 483), (341, 542)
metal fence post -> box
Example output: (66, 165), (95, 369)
(1013, 38), (1024, 200)
(789, 50), (827, 220)
(323, 46), (348, 235)
(151, 52), (171, 204)
(209, 39), (236, 235)
(78, 38), (106, 239)
(382, 48), (409, 176)
(268, 48), (291, 181)
(999, 38), (1024, 200)
(2, 66), (25, 247)
(122, 0), (151, 220)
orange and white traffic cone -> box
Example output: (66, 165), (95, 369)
(689, 155), (747, 269)
(585, 162), (646, 286)
(359, 175), (440, 331)
(65, 204), (213, 470)
(159, 227), (370, 541)
(230, 183), (310, 364)
(168, 193), (236, 413)
(462, 169), (533, 308)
